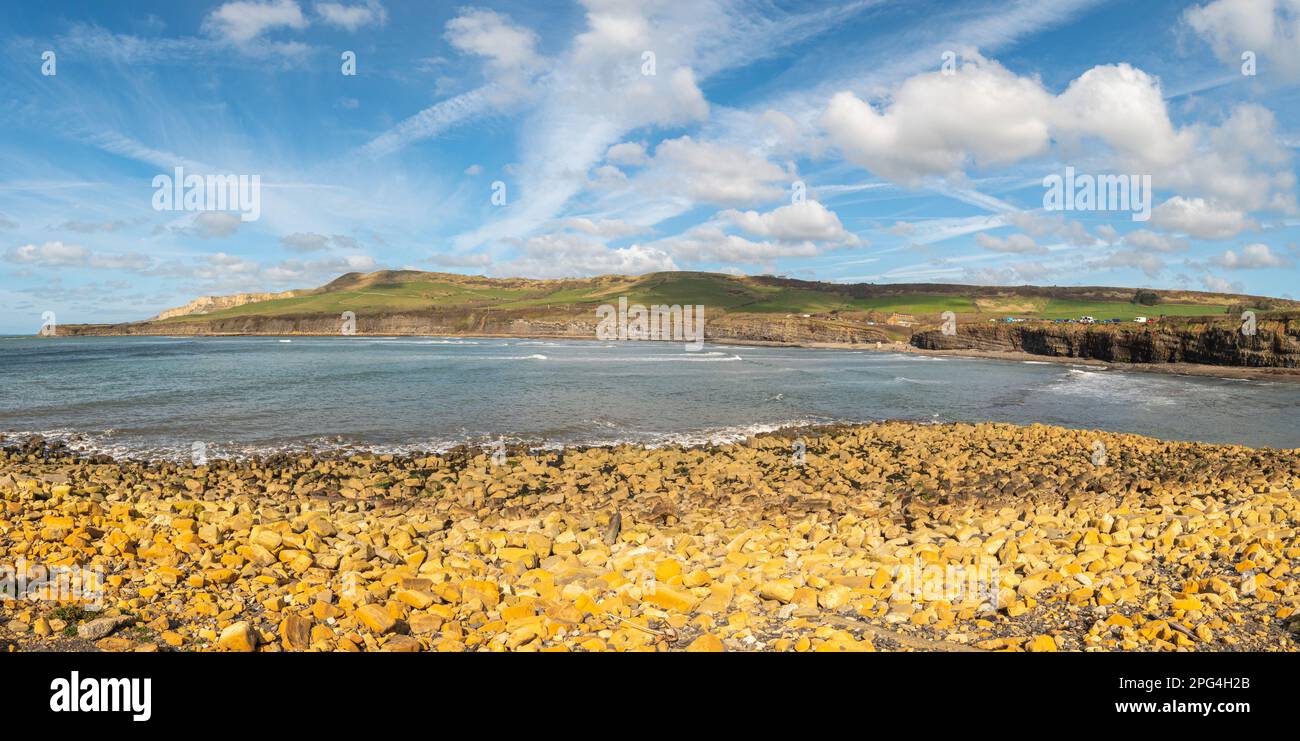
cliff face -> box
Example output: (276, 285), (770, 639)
(912, 315), (1300, 367)
(149, 291), (300, 320)
(57, 310), (892, 346)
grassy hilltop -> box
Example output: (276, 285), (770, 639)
(142, 270), (1283, 326)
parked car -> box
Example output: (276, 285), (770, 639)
(1134, 316), (1148, 323)
(1080, 316), (1096, 324)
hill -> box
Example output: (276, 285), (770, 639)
(52, 270), (1300, 368)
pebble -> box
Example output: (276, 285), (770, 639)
(2, 422), (1297, 652)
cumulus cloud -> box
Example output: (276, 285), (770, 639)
(1211, 242), (1294, 269)
(445, 8), (540, 96)
(315, 0), (386, 31)
(647, 225), (822, 265)
(1123, 229), (1189, 253)
(1099, 250), (1167, 278)
(1202, 274), (1244, 293)
(1186, 0), (1300, 82)
(606, 142), (649, 166)
(1151, 196), (1256, 239)
(5, 241), (154, 272)
(719, 201), (857, 244)
(819, 52), (1294, 215)
(963, 261), (1059, 285)
(6, 241), (89, 266)
(651, 136), (790, 206)
(820, 53), (1054, 185)
(1004, 211), (1094, 245)
(203, 0), (308, 44)
(975, 232), (1046, 254)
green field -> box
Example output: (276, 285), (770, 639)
(1029, 299), (1227, 321)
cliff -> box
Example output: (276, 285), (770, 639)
(912, 314), (1300, 367)
(149, 290), (301, 320)
(57, 308), (894, 346)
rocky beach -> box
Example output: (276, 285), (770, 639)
(2, 421), (1297, 652)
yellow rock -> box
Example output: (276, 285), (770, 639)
(686, 633), (726, 652)
(218, 622), (258, 652)
(279, 615), (312, 650)
(759, 579), (797, 604)
(355, 604), (397, 635)
(642, 584), (699, 613)
(1027, 635), (1057, 653)
(396, 589), (435, 609)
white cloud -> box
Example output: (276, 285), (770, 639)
(1004, 211), (1094, 245)
(463, 164), (483, 175)
(1123, 229), (1189, 253)
(1211, 242), (1294, 269)
(719, 201), (857, 244)
(5, 241), (154, 272)
(315, 1), (386, 31)
(186, 212), (243, 239)
(1151, 196), (1257, 239)
(963, 261), (1059, 285)
(491, 233), (676, 278)
(587, 164), (629, 189)
(820, 53), (1054, 185)
(647, 225), (822, 265)
(651, 136), (790, 206)
(1186, 0), (1300, 82)
(203, 0), (308, 44)
(6, 241), (90, 266)
(606, 142), (648, 166)
(1099, 250), (1167, 277)
(562, 217), (647, 239)
(445, 8), (540, 85)
(1202, 274), (1244, 293)
(974, 232), (1046, 254)
(820, 52), (1294, 216)
(1052, 63), (1192, 168)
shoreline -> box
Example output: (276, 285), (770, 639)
(3, 420), (1297, 653)
(31, 329), (1300, 384)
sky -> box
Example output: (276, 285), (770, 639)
(1, 0), (1298, 333)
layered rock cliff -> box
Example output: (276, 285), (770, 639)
(57, 309), (892, 346)
(912, 314), (1300, 367)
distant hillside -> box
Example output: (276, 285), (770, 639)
(54, 270), (1300, 366)
(93, 270), (1293, 323)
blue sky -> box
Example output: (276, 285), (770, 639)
(1, 0), (1298, 332)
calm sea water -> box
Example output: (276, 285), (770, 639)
(1, 336), (1297, 459)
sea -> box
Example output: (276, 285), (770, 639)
(1, 335), (1296, 460)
